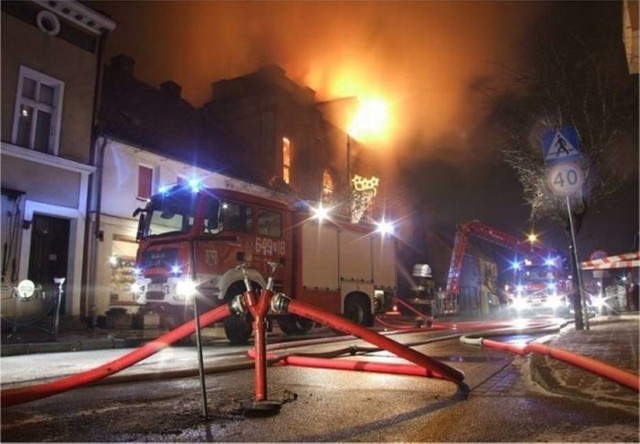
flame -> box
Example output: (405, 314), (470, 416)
(99, 1), (547, 163)
(349, 99), (388, 139)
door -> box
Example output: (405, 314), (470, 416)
(28, 215), (69, 313)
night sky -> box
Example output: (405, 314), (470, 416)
(90, 1), (638, 260)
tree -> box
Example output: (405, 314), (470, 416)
(487, 3), (638, 329)
(488, 3), (638, 229)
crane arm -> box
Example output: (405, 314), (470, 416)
(445, 220), (561, 298)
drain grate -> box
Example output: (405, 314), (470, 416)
(474, 364), (526, 396)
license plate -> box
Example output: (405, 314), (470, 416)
(149, 283), (163, 292)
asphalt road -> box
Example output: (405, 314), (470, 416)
(2, 330), (638, 442)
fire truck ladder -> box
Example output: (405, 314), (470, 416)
(444, 220), (559, 313)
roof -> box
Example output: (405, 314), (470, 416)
(97, 58), (265, 184)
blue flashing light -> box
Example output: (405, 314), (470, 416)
(171, 265), (181, 275)
(188, 178), (202, 193)
(159, 185), (170, 194)
(512, 261), (521, 270)
(545, 257), (555, 266)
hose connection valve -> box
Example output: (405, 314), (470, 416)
(270, 293), (291, 314)
(229, 293), (247, 315)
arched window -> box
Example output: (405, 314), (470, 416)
(322, 170), (334, 204)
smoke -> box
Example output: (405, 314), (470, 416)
(96, 1), (545, 165)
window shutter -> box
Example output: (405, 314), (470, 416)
(138, 166), (153, 199)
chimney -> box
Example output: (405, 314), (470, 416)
(160, 81), (182, 99)
(110, 54), (135, 76)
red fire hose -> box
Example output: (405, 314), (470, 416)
(285, 299), (465, 384)
(1, 304), (232, 408)
(479, 339), (639, 391)
(374, 315), (449, 332)
(525, 342), (639, 391)
(248, 347), (445, 377)
(461, 325), (640, 392)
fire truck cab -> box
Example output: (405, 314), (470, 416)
(131, 183), (397, 343)
(505, 258), (572, 315)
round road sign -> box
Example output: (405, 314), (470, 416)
(547, 162), (584, 196)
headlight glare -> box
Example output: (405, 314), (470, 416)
(176, 279), (198, 298)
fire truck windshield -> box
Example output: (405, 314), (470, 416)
(142, 189), (202, 238)
(520, 264), (556, 285)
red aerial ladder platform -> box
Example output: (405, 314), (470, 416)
(444, 220), (562, 313)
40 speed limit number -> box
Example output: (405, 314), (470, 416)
(547, 162), (584, 196)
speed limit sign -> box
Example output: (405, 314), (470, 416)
(547, 162), (584, 196)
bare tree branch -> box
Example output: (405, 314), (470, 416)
(486, 8), (638, 234)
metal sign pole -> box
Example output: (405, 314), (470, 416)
(193, 298), (209, 419)
(566, 196), (589, 330)
(189, 237), (208, 419)
(542, 126), (587, 331)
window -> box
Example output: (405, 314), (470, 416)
(282, 137), (291, 184)
(137, 165), (153, 200)
(203, 198), (221, 234)
(221, 202), (253, 233)
(12, 66), (64, 154)
(257, 210), (282, 237)
(322, 170), (334, 204)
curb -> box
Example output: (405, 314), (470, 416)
(1, 338), (119, 357)
(1, 334), (230, 357)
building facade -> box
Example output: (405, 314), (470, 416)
(91, 57), (321, 319)
(201, 65), (343, 206)
(422, 229), (500, 315)
(88, 59), (389, 321)
(1, 0), (115, 319)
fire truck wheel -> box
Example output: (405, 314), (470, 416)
(223, 281), (259, 345)
(224, 313), (253, 345)
(344, 295), (372, 327)
(278, 315), (315, 335)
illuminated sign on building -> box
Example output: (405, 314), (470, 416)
(351, 175), (379, 223)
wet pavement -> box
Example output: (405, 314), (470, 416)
(1, 312), (638, 408)
(529, 314), (639, 409)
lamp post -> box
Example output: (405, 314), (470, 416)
(346, 132), (352, 217)
(315, 96), (358, 214)
(316, 96), (389, 221)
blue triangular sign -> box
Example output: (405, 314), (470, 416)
(542, 127), (581, 164)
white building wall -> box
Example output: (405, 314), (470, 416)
(2, 143), (93, 316)
(92, 138), (294, 317)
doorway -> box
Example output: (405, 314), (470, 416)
(28, 215), (69, 314)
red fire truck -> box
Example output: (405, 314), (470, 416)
(445, 220), (571, 315)
(130, 182), (397, 343)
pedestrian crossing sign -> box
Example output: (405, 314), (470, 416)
(542, 126), (581, 164)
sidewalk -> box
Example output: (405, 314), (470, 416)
(530, 313), (639, 409)
(1, 313), (638, 407)
(0, 323), (228, 357)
